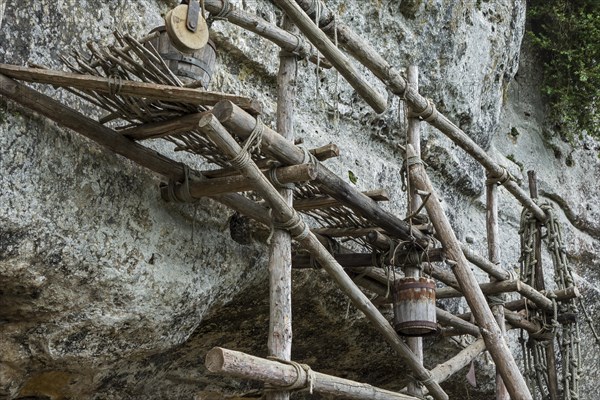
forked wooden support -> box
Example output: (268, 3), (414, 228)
(405, 145), (533, 400)
(205, 347), (421, 400)
(197, 114), (448, 400)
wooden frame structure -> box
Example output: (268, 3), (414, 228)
(0, 1), (585, 399)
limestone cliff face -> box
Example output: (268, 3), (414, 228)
(0, 1), (598, 399)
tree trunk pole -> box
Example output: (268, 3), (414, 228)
(266, 17), (298, 400)
(486, 177), (510, 400)
(406, 145), (532, 400)
(206, 347), (422, 400)
(405, 65), (423, 397)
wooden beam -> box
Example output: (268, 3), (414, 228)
(211, 101), (430, 247)
(429, 338), (486, 386)
(405, 145), (532, 400)
(205, 347), (421, 400)
(271, 0), (387, 113)
(294, 189), (389, 211)
(486, 174), (509, 400)
(0, 64), (263, 115)
(202, 0), (330, 68)
(197, 115), (447, 400)
(291, 0), (546, 222)
(266, 20), (297, 400)
(161, 164), (318, 200)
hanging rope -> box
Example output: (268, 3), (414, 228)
(229, 116), (265, 170)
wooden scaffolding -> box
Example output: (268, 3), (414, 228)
(0, 1), (593, 399)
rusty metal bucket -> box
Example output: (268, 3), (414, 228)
(392, 277), (438, 336)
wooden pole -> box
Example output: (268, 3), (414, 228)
(201, 0), (330, 68)
(486, 175), (510, 400)
(271, 0), (387, 113)
(266, 17), (298, 400)
(197, 115), (448, 400)
(211, 101), (430, 247)
(0, 64), (262, 115)
(290, 0), (546, 222)
(205, 347), (421, 400)
(405, 145), (533, 400)
(430, 338), (487, 385)
(404, 65), (423, 397)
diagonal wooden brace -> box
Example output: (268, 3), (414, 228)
(405, 144), (533, 400)
(197, 114), (449, 400)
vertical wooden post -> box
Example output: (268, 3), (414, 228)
(266, 16), (298, 400)
(527, 170), (559, 400)
(406, 144), (533, 400)
(405, 65), (423, 397)
(486, 176), (510, 400)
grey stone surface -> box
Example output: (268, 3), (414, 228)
(0, 0), (598, 399)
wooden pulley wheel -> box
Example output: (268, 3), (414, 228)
(165, 4), (209, 53)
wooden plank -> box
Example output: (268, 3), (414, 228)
(205, 347), (421, 400)
(294, 189), (389, 211)
(197, 115), (447, 400)
(0, 64), (263, 115)
(211, 101), (429, 247)
(405, 144), (532, 400)
(271, 0), (387, 113)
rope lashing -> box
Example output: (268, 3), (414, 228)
(269, 166), (295, 190)
(486, 168), (512, 186)
(265, 357), (316, 394)
(107, 74), (123, 96)
(229, 116), (265, 170)
(408, 98), (439, 122)
(273, 213), (310, 241)
(163, 164), (195, 203)
(289, 33), (308, 59)
(210, 0), (232, 20)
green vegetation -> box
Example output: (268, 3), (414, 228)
(527, 0), (600, 139)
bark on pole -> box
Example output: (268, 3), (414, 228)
(266, 16), (298, 400)
(405, 144), (533, 400)
(486, 176), (510, 400)
(198, 115), (448, 400)
(405, 65), (423, 397)
(205, 347), (422, 400)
